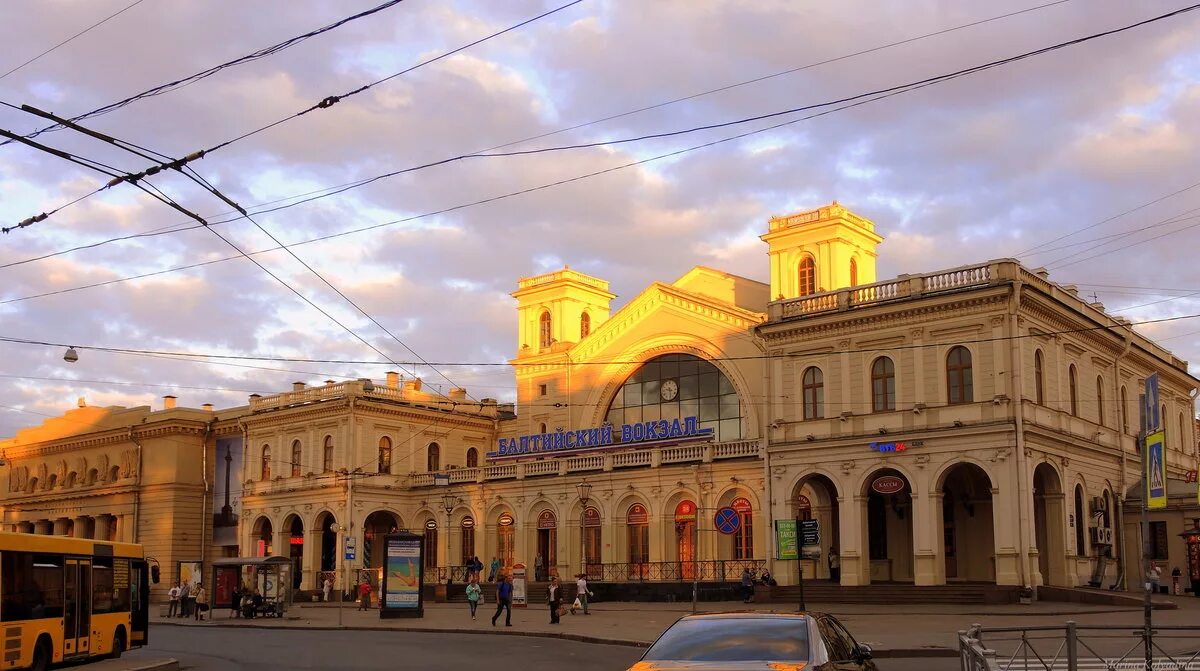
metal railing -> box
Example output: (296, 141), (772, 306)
(584, 559), (767, 583)
(959, 622), (1200, 671)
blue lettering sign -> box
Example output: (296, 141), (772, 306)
(486, 416), (714, 460)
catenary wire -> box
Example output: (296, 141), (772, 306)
(0, 0), (408, 145)
(0, 311), (1196, 368)
(0, 0), (147, 81)
(10, 2), (1196, 245)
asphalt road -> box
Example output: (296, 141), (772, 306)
(128, 626), (960, 671)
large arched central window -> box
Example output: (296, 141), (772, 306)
(604, 353), (743, 442)
(798, 257), (816, 296)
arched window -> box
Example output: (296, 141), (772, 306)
(260, 445), (271, 481)
(539, 311), (552, 349)
(323, 435), (334, 473)
(539, 422), (547, 434)
(378, 437), (392, 474)
(1096, 376), (1105, 426)
(604, 353), (744, 442)
(1120, 386), (1129, 434)
(627, 504), (650, 567)
(802, 367), (824, 419)
(798, 257), (816, 296)
(1068, 365), (1078, 416)
(460, 517), (476, 565)
(1074, 485), (1086, 556)
(732, 497), (754, 559)
(1034, 350), (1045, 405)
(580, 312), (591, 339)
(946, 346), (973, 404)
(849, 258), (858, 286)
(291, 440), (302, 477)
(871, 357), (895, 412)
(1180, 413), (1187, 452)
(466, 447), (478, 468)
(427, 443), (440, 472)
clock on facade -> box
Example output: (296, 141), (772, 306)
(660, 379), (679, 401)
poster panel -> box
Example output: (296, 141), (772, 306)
(511, 563), (527, 608)
(381, 533), (424, 618)
(178, 561), (202, 590)
(775, 520), (798, 560)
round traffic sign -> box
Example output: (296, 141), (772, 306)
(714, 506), (741, 535)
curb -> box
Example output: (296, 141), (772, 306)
(116, 659), (179, 671)
(150, 620), (960, 656)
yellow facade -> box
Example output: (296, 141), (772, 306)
(4, 202), (1199, 599)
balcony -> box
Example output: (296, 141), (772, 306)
(248, 379), (498, 417)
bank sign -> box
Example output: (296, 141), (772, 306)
(490, 416), (714, 459)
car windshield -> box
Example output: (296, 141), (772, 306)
(641, 616), (811, 662)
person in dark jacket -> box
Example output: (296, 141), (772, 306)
(548, 576), (562, 624)
(491, 575), (513, 627)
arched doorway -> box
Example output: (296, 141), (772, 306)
(423, 519), (438, 571)
(315, 512), (337, 577)
(459, 516), (476, 567)
(252, 516), (274, 557)
(1033, 463), (1067, 586)
(535, 509), (557, 581)
(284, 514), (304, 589)
(939, 463), (995, 582)
(497, 512), (515, 568)
(792, 474), (839, 581)
(583, 507), (601, 577)
(363, 511), (401, 572)
(674, 500), (697, 579)
(626, 503), (650, 579)
(863, 469), (913, 583)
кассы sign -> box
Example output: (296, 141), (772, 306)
(871, 475), (906, 495)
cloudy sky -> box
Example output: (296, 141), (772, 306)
(2, 0), (1199, 437)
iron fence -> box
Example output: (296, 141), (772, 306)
(960, 622), (1200, 671)
(422, 560), (767, 584)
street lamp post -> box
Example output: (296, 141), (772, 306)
(576, 481), (592, 582)
(442, 493), (458, 579)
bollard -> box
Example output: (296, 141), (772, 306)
(1066, 621), (1078, 671)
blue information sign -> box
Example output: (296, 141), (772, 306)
(714, 507), (740, 535)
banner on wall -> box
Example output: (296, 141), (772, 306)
(1146, 430), (1167, 510)
(178, 561), (202, 590)
(775, 520), (798, 561)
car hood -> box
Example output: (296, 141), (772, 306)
(627, 662), (807, 671)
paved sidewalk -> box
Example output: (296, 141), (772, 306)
(83, 656), (177, 671)
(151, 595), (1200, 657)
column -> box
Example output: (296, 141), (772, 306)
(95, 516), (111, 543)
(16, 521), (33, 534)
(911, 491), (939, 586)
(53, 518), (69, 536)
(120, 514), (134, 543)
(34, 519), (51, 535)
(74, 516), (91, 539)
(840, 494), (868, 586)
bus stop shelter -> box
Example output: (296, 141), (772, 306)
(211, 556), (294, 612)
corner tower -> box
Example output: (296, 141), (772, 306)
(759, 201), (883, 300)
(512, 267), (614, 358)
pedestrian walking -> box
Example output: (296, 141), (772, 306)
(740, 568), (754, 603)
(488, 556), (500, 583)
(491, 575), (513, 627)
(322, 576), (333, 603)
(548, 576), (562, 625)
(231, 585), (242, 618)
(358, 580), (372, 611)
(178, 582), (192, 618)
(466, 575), (483, 620)
(470, 555), (483, 581)
(1148, 562), (1162, 594)
(572, 574), (592, 615)
(535, 552), (545, 582)
(828, 548), (841, 583)
(167, 583), (180, 618)
(193, 585), (208, 621)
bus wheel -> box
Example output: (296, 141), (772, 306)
(111, 630), (125, 659)
(30, 639), (50, 671)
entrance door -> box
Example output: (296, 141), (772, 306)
(131, 560), (149, 646)
(498, 525), (515, 567)
(64, 559), (92, 657)
(536, 529), (556, 580)
(677, 522), (696, 579)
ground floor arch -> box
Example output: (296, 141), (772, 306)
(938, 462), (995, 583)
(792, 474), (840, 581)
(363, 510), (401, 572)
(283, 513), (304, 589)
(314, 511), (337, 578)
(252, 516), (274, 557)
(861, 468), (914, 583)
(1033, 462), (1068, 587)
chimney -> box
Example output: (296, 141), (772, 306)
(249, 393), (262, 402)
(449, 387), (467, 401)
(403, 378), (423, 394)
(202, 403), (214, 412)
(163, 395), (177, 410)
(292, 381), (306, 392)
(386, 371), (400, 388)
(77, 397), (87, 408)
(325, 379), (337, 386)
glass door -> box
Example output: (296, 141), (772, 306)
(63, 559), (91, 657)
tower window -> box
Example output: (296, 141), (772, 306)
(580, 312), (591, 339)
(798, 257), (816, 296)
(539, 311), (552, 349)
(850, 258), (858, 286)
(1068, 364), (1078, 416)
(427, 443), (440, 472)
(802, 367), (824, 419)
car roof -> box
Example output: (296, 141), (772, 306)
(674, 611), (824, 621)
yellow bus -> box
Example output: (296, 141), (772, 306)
(0, 532), (150, 671)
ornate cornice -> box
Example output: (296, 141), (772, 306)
(760, 293), (1007, 345)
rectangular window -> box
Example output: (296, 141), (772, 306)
(92, 557), (131, 614)
(1149, 521), (1169, 561)
(1, 552), (66, 620)
(734, 514), (754, 560)
(538, 384), (548, 396)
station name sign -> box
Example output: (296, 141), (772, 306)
(490, 416), (714, 459)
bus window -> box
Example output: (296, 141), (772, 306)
(1, 552), (66, 620)
(92, 557), (131, 614)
